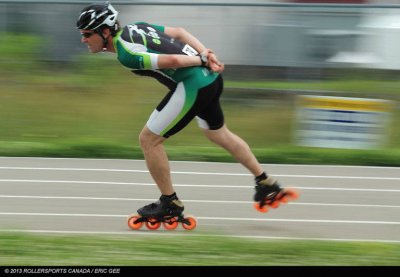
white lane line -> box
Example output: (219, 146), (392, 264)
(0, 195), (399, 209)
(0, 166), (399, 180)
(0, 212), (399, 225)
(0, 229), (399, 244)
(1, 179), (400, 192)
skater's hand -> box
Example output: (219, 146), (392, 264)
(202, 49), (225, 73)
(208, 52), (224, 73)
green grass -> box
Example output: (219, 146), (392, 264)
(0, 232), (399, 266)
(226, 79), (400, 97)
(1, 62), (400, 166)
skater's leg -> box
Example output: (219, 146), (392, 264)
(202, 124), (264, 177)
(139, 126), (175, 196)
(202, 124), (300, 209)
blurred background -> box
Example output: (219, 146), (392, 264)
(1, 0), (400, 165)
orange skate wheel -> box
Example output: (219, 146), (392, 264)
(280, 196), (289, 203)
(283, 188), (300, 201)
(145, 218), (161, 230)
(269, 201), (280, 209)
(163, 217), (179, 230)
(182, 216), (197, 230)
(127, 214), (143, 230)
(253, 202), (269, 213)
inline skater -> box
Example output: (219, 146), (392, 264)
(76, 2), (298, 230)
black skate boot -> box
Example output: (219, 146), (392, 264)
(253, 174), (299, 213)
(127, 195), (197, 230)
(137, 195), (184, 218)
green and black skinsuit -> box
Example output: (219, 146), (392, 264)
(113, 22), (224, 138)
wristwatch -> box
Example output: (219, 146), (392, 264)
(198, 52), (208, 67)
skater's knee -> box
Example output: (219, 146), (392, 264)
(203, 126), (226, 143)
(139, 127), (165, 150)
(203, 126), (236, 147)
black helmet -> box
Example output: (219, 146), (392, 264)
(76, 1), (119, 30)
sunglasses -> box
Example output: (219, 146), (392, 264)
(81, 32), (95, 38)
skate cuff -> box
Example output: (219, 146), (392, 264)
(257, 176), (277, 186)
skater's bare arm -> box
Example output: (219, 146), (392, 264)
(164, 26), (224, 73)
(157, 54), (202, 69)
(164, 26), (207, 54)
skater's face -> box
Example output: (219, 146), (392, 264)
(79, 30), (103, 53)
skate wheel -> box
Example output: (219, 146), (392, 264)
(182, 216), (197, 230)
(280, 196), (289, 203)
(145, 218), (161, 230)
(283, 188), (300, 202)
(127, 214), (143, 230)
(269, 201), (280, 209)
(163, 217), (179, 230)
(253, 202), (268, 213)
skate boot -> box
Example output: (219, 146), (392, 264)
(127, 195), (197, 230)
(253, 175), (299, 213)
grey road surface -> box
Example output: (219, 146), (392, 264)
(0, 157), (399, 243)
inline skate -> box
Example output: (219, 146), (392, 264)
(127, 195), (197, 230)
(253, 176), (299, 213)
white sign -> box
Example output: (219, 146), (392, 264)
(295, 95), (393, 149)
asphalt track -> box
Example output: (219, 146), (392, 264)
(0, 157), (399, 243)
